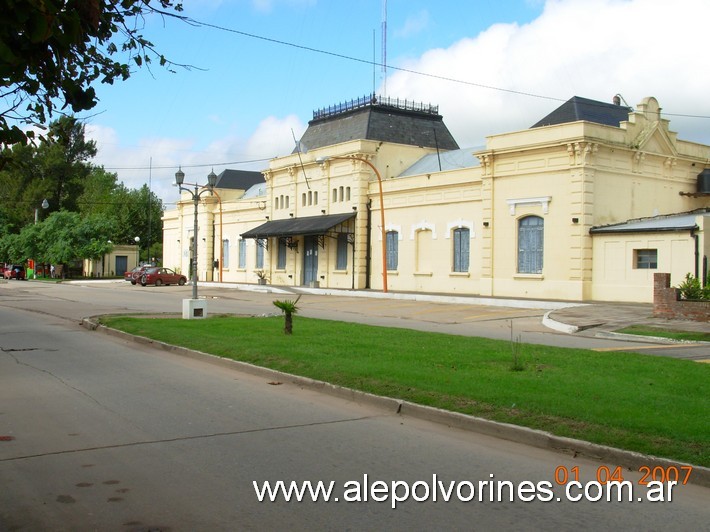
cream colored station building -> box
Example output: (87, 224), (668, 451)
(162, 95), (710, 303)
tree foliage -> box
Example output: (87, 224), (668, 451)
(0, 115), (163, 269)
(1, 0), (184, 149)
(0, 116), (96, 230)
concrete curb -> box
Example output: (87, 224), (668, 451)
(542, 311), (579, 334)
(596, 330), (710, 345)
(81, 316), (710, 488)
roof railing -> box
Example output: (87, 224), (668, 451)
(313, 94), (439, 120)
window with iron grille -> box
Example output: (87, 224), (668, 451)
(222, 239), (230, 269)
(336, 233), (348, 270)
(518, 216), (544, 274)
(277, 238), (287, 269)
(386, 231), (398, 271)
(452, 228), (470, 272)
(238, 239), (246, 269)
(256, 239), (265, 269)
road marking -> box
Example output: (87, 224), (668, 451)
(593, 344), (705, 352)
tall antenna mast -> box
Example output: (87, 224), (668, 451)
(373, 29), (376, 97)
(381, 0), (387, 97)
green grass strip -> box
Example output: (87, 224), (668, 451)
(100, 315), (709, 467)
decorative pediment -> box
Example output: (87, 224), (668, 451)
(632, 124), (678, 157)
(624, 97), (678, 157)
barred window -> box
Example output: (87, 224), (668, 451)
(277, 238), (287, 269)
(386, 231), (398, 271)
(238, 239), (246, 269)
(518, 216), (544, 274)
(336, 234), (348, 270)
(452, 228), (470, 272)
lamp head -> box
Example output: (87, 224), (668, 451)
(175, 167), (185, 186)
(41, 199), (49, 209)
(315, 156), (328, 164)
(207, 169), (218, 188)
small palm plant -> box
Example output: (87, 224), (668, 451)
(273, 295), (302, 335)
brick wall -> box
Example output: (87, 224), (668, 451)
(653, 273), (710, 322)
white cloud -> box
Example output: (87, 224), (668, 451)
(395, 10), (430, 39)
(88, 0), (710, 207)
(87, 115), (306, 206)
(384, 0), (710, 148)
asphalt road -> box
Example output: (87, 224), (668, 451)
(1, 280), (709, 530)
(2, 279), (708, 356)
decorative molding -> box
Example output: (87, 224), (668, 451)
(410, 221), (437, 240)
(632, 151), (645, 173)
(476, 153), (493, 176)
(567, 142), (598, 165)
(380, 224), (402, 241)
(445, 220), (474, 238)
(506, 196), (552, 215)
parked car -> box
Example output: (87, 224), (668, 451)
(139, 267), (187, 286)
(124, 265), (150, 285)
(3, 264), (26, 280)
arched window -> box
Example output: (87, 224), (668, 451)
(518, 216), (544, 274)
(452, 228), (470, 272)
(336, 234), (348, 270)
(222, 239), (230, 269)
(386, 231), (398, 271)
(256, 239), (265, 269)
(238, 239), (247, 269)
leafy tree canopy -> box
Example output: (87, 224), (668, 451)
(0, 115), (163, 267)
(1, 0), (184, 149)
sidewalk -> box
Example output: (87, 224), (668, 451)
(547, 302), (710, 336)
(72, 278), (709, 337)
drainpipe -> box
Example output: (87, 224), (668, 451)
(690, 227), (700, 279)
(366, 199), (372, 289)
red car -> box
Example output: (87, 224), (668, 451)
(3, 264), (26, 280)
(139, 267), (187, 286)
(124, 265), (150, 285)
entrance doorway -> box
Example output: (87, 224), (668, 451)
(303, 236), (318, 286)
(115, 255), (128, 276)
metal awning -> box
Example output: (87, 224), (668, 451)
(241, 212), (355, 239)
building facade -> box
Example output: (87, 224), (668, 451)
(162, 95), (710, 303)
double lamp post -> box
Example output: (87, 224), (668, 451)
(175, 168), (217, 304)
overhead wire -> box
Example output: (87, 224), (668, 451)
(184, 16), (710, 120)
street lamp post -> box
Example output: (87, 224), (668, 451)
(32, 199), (49, 278)
(134, 236), (140, 270)
(316, 155), (388, 292)
(34, 198), (49, 224)
(175, 168), (218, 302)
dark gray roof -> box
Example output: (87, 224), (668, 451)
(295, 95), (459, 152)
(214, 169), (264, 190)
(531, 96), (632, 129)
(241, 212), (356, 239)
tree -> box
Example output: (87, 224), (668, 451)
(1, 0), (185, 150)
(273, 296), (302, 335)
(0, 116), (96, 230)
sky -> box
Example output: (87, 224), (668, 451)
(82, 0), (710, 207)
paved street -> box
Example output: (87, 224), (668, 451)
(6, 278), (705, 358)
(0, 280), (708, 530)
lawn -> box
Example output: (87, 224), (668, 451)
(99, 314), (709, 467)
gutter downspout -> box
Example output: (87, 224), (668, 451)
(366, 199), (372, 289)
(692, 228), (699, 279)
